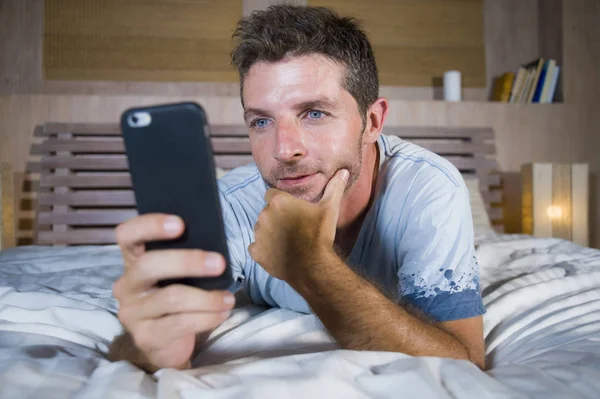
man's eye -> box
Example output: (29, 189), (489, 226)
(306, 110), (324, 119)
(252, 118), (270, 128)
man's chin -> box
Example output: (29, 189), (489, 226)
(280, 187), (323, 203)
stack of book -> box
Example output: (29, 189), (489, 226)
(491, 58), (561, 103)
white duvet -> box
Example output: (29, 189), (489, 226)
(0, 234), (599, 398)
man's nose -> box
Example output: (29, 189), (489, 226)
(273, 122), (307, 162)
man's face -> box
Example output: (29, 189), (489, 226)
(242, 54), (366, 202)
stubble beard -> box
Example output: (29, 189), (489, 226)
(263, 138), (363, 203)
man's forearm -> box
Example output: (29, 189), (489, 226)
(290, 250), (479, 365)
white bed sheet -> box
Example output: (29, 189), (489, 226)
(0, 235), (599, 398)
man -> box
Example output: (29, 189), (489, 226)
(109, 5), (486, 373)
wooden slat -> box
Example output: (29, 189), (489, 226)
(487, 207), (503, 221)
(482, 190), (502, 204)
(214, 155), (254, 169)
(408, 140), (495, 155)
(483, 173), (501, 187)
(38, 210), (137, 225)
(444, 157), (497, 170)
(37, 229), (117, 245)
(383, 126), (494, 139)
(41, 155), (130, 170)
(42, 139), (125, 153)
(39, 191), (135, 206)
(1, 163), (16, 249)
(552, 164), (572, 241)
(40, 123), (121, 136)
(40, 123), (253, 138)
(41, 173), (132, 188)
(41, 137), (252, 154)
(212, 138), (251, 153)
(41, 155), (254, 170)
(209, 125), (250, 137)
(571, 164), (589, 247)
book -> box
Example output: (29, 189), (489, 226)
(546, 65), (560, 103)
(539, 59), (557, 103)
(492, 72), (515, 102)
(509, 67), (527, 103)
(532, 60), (550, 103)
(519, 68), (535, 103)
(526, 58), (545, 103)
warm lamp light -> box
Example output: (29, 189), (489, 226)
(522, 163), (589, 246)
(546, 205), (563, 220)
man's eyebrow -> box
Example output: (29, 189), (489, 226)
(243, 108), (272, 122)
(243, 98), (339, 122)
(294, 98), (339, 111)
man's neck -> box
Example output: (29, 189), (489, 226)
(335, 141), (380, 245)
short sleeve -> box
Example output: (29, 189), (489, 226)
(396, 170), (486, 322)
(219, 190), (247, 293)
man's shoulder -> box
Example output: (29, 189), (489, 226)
(380, 134), (465, 191)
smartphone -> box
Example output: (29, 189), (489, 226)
(120, 102), (232, 290)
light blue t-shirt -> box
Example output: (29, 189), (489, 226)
(217, 134), (485, 322)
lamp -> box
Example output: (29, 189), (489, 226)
(522, 163), (589, 246)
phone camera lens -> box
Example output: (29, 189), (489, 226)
(131, 115), (139, 124)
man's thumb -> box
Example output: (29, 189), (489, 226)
(321, 169), (349, 206)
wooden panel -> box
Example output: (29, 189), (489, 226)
(309, 0), (486, 87)
(551, 164), (572, 241)
(38, 229), (117, 245)
(41, 123), (121, 136)
(1, 163), (16, 249)
(383, 126), (494, 139)
(532, 163), (553, 238)
(43, 0), (242, 82)
(41, 173), (132, 188)
(39, 191), (135, 206)
(483, 0), (540, 96)
(40, 154), (254, 170)
(39, 210), (137, 225)
(407, 141), (495, 155)
(1, 0), (486, 100)
(571, 164), (589, 247)
(562, 0), (600, 103)
(41, 137), (252, 154)
(481, 190), (502, 205)
(521, 164), (533, 235)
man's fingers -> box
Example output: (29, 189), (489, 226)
(116, 214), (184, 265)
(122, 284), (235, 322)
(116, 249), (226, 295)
(321, 169), (349, 207)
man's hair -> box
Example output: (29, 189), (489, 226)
(231, 5), (379, 123)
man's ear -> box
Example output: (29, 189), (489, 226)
(363, 98), (389, 145)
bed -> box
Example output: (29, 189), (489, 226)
(1, 122), (599, 398)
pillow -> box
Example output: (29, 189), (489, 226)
(462, 175), (495, 237)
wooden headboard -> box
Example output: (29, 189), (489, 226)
(30, 123), (501, 245)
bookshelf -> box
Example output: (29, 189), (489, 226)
(491, 58), (562, 104)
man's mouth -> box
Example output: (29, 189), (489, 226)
(277, 173), (317, 188)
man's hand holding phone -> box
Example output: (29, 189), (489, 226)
(111, 213), (236, 372)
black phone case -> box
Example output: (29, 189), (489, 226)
(120, 102), (233, 290)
